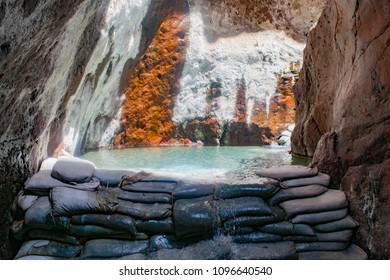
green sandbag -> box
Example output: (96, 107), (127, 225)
(256, 165), (318, 181)
(214, 177), (279, 199)
(24, 170), (75, 195)
(295, 242), (350, 252)
(280, 173), (330, 188)
(232, 232), (284, 243)
(215, 197), (273, 221)
(136, 218), (174, 234)
(79, 239), (149, 259)
(15, 240), (81, 259)
(173, 196), (218, 240)
(223, 215), (281, 232)
(258, 222), (315, 236)
(71, 213), (136, 235)
(111, 188), (172, 204)
(25, 197), (69, 230)
(232, 241), (298, 260)
(291, 208), (348, 225)
(121, 181), (176, 194)
(268, 185), (328, 206)
(173, 180), (215, 200)
(117, 200), (172, 220)
(28, 229), (79, 245)
(51, 187), (119, 216)
(298, 244), (368, 260)
(280, 190), (348, 218)
(314, 216), (358, 233)
(93, 169), (141, 188)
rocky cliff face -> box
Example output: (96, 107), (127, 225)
(292, 0), (390, 259)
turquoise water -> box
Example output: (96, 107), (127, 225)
(80, 146), (306, 174)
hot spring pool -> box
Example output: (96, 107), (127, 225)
(80, 146), (309, 174)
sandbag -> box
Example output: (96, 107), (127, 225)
(71, 214), (136, 235)
(117, 200), (172, 220)
(298, 244), (368, 260)
(229, 227), (254, 235)
(15, 240), (81, 259)
(223, 215), (280, 232)
(24, 170), (74, 195)
(51, 156), (95, 183)
(232, 241), (297, 260)
(291, 208), (348, 225)
(149, 235), (197, 251)
(258, 222), (315, 236)
(93, 169), (141, 187)
(295, 242), (350, 252)
(25, 197), (69, 230)
(173, 196), (218, 240)
(215, 197), (273, 221)
(214, 177), (280, 200)
(232, 232), (284, 243)
(280, 173), (330, 188)
(121, 181), (176, 194)
(314, 216), (358, 233)
(79, 239), (149, 259)
(69, 224), (130, 239)
(12, 191), (38, 219)
(28, 229), (79, 245)
(111, 188), (172, 204)
(173, 180), (215, 200)
(136, 218), (174, 234)
(39, 157), (58, 171)
(268, 185), (328, 206)
(287, 230), (353, 243)
(51, 187), (118, 216)
(16, 255), (67, 260)
(256, 165), (318, 181)
(280, 190), (348, 218)
(117, 254), (148, 260)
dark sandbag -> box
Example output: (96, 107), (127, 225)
(258, 222), (315, 236)
(24, 170), (75, 195)
(173, 180), (215, 200)
(268, 185), (328, 206)
(71, 214), (136, 235)
(69, 224), (129, 239)
(16, 255), (67, 260)
(117, 200), (172, 220)
(291, 208), (348, 225)
(223, 215), (281, 232)
(51, 156), (95, 183)
(314, 216), (359, 233)
(149, 237), (232, 260)
(298, 244), (368, 260)
(215, 197), (273, 221)
(117, 254), (148, 260)
(121, 181), (176, 194)
(15, 240), (81, 259)
(229, 227), (255, 235)
(28, 229), (79, 245)
(173, 196), (218, 240)
(136, 218), (174, 234)
(281, 173), (330, 188)
(232, 241), (297, 260)
(256, 165), (318, 181)
(16, 191), (38, 212)
(111, 188), (172, 204)
(232, 231), (284, 243)
(51, 187), (118, 216)
(25, 197), (69, 230)
(93, 169), (141, 187)
(214, 177), (280, 200)
(295, 242), (350, 252)
(79, 239), (149, 259)
(280, 190), (348, 218)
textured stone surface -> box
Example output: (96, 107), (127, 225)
(292, 0), (390, 258)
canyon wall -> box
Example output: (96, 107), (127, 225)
(292, 0), (390, 259)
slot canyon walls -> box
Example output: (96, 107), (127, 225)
(292, 0), (390, 258)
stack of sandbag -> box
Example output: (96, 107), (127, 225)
(12, 158), (368, 260)
(256, 165), (367, 260)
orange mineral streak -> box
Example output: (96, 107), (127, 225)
(113, 12), (187, 148)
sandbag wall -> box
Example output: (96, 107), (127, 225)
(11, 156), (368, 260)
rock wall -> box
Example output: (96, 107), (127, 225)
(292, 0), (390, 259)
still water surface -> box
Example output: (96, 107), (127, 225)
(81, 146), (309, 174)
